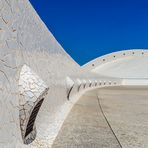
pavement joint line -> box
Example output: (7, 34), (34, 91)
(97, 96), (123, 148)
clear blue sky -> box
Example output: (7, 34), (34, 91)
(29, 0), (148, 65)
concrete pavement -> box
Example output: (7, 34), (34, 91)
(52, 87), (148, 148)
(52, 91), (120, 148)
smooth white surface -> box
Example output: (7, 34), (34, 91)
(122, 79), (148, 86)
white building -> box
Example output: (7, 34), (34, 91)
(0, 0), (148, 147)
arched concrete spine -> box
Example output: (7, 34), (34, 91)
(82, 49), (148, 73)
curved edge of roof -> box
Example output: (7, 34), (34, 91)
(82, 49), (148, 70)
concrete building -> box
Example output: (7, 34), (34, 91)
(0, 0), (148, 147)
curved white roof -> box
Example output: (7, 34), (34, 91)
(82, 49), (148, 78)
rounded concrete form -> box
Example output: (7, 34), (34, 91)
(1, 0), (148, 147)
(82, 49), (148, 78)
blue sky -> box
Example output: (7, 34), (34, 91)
(29, 0), (148, 65)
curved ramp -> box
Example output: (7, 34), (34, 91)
(52, 87), (148, 148)
(52, 91), (121, 148)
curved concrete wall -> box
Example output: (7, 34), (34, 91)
(1, 0), (148, 147)
(0, 0), (80, 147)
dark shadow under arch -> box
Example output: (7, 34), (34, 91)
(25, 98), (44, 138)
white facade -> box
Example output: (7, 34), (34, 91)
(0, 0), (148, 147)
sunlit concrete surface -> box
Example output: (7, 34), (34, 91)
(52, 91), (120, 148)
(52, 87), (148, 148)
(98, 87), (148, 148)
